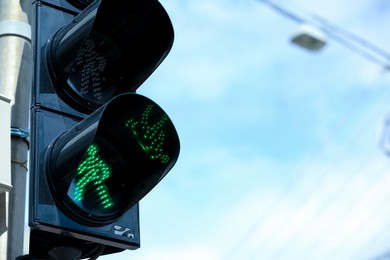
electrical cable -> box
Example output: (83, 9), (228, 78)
(256, 0), (390, 71)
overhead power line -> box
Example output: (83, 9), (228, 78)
(256, 0), (390, 71)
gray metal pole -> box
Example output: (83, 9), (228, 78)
(0, 0), (32, 259)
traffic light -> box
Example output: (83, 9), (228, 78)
(29, 0), (179, 258)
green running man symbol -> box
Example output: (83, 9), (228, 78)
(74, 144), (113, 209)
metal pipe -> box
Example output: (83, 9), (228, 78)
(0, 0), (32, 259)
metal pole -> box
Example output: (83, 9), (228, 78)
(0, 0), (32, 259)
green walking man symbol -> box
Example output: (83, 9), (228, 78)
(74, 143), (114, 209)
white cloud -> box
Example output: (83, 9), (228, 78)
(210, 154), (390, 260)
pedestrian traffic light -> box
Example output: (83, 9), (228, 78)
(28, 0), (179, 258)
(45, 94), (179, 227)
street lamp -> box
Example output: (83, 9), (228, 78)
(291, 23), (327, 51)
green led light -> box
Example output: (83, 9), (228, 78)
(126, 105), (170, 164)
(74, 144), (114, 209)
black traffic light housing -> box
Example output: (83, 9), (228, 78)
(46, 0), (174, 113)
(29, 0), (179, 258)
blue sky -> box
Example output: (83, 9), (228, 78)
(103, 0), (390, 259)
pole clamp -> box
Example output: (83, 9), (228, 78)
(11, 127), (29, 139)
(0, 20), (31, 41)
